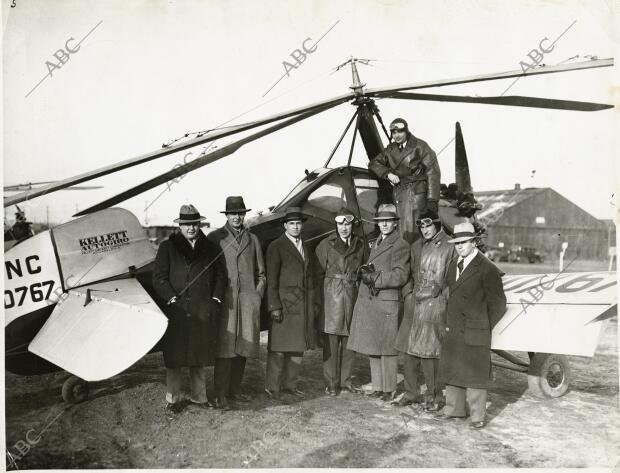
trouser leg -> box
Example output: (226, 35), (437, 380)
(166, 367), (183, 403)
(229, 356), (247, 395)
(444, 384), (467, 417)
(282, 352), (303, 390)
(214, 357), (232, 398)
(340, 336), (356, 387)
(421, 358), (440, 402)
(189, 366), (208, 403)
(381, 355), (398, 393)
(266, 351), (284, 392)
(466, 388), (488, 423)
(323, 334), (339, 389)
(402, 354), (422, 400)
(369, 356), (383, 392)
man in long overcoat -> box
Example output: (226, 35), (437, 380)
(315, 207), (368, 396)
(438, 222), (506, 429)
(368, 118), (440, 244)
(348, 204), (410, 402)
(265, 207), (316, 400)
(394, 210), (455, 410)
(208, 196), (266, 409)
(152, 204), (226, 415)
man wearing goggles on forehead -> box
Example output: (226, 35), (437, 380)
(369, 118), (440, 244)
(395, 210), (454, 411)
(315, 207), (368, 396)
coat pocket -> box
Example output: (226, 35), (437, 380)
(463, 318), (490, 346)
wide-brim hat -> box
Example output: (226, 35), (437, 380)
(373, 204), (400, 221)
(282, 206), (307, 222)
(220, 196), (251, 214)
(448, 222), (477, 243)
(173, 204), (206, 223)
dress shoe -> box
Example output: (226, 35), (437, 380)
(264, 388), (280, 400)
(341, 384), (363, 394)
(381, 391), (396, 402)
(367, 390), (383, 398)
(165, 401), (186, 417)
(325, 387), (338, 397)
(189, 400), (213, 410)
(281, 387), (305, 398)
(229, 393), (253, 402)
(469, 421), (485, 430)
(424, 402), (442, 412)
(391, 396), (414, 407)
(214, 397), (232, 410)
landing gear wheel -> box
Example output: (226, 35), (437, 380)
(527, 353), (570, 398)
(62, 376), (89, 404)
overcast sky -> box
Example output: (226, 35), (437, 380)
(3, 0), (617, 228)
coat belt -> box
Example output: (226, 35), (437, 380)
(326, 273), (357, 282)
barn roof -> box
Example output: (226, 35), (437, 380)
(474, 187), (547, 220)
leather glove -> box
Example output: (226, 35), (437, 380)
(361, 271), (378, 286)
(427, 199), (438, 213)
(270, 309), (283, 323)
(431, 282), (441, 298)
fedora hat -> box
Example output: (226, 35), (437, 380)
(448, 222), (477, 243)
(373, 204), (400, 221)
(220, 196), (251, 214)
(282, 206), (307, 222)
(173, 204), (206, 224)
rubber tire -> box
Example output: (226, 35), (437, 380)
(62, 376), (89, 404)
(527, 353), (570, 398)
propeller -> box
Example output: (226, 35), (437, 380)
(74, 103), (336, 216)
(376, 92), (613, 112)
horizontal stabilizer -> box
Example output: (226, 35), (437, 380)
(28, 279), (167, 381)
(492, 271), (617, 356)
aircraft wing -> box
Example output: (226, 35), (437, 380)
(492, 271), (617, 357)
(28, 278), (168, 381)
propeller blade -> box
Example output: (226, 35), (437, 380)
(4, 92), (354, 208)
(373, 92), (613, 111)
(365, 58), (613, 96)
(454, 122), (472, 195)
(73, 103), (336, 216)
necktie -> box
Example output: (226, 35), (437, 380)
(296, 238), (304, 258)
(457, 259), (464, 279)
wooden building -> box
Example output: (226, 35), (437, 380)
(475, 185), (611, 260)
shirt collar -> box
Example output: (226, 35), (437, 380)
(459, 248), (478, 267)
(285, 232), (302, 245)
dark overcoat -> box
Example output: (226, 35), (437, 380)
(266, 234), (317, 352)
(152, 231), (226, 368)
(395, 229), (455, 358)
(348, 230), (410, 356)
(315, 233), (367, 336)
(439, 251), (506, 389)
(207, 223), (266, 359)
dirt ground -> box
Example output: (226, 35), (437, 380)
(5, 261), (619, 469)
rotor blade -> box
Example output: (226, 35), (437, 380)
(454, 122), (472, 195)
(5, 92), (354, 208)
(374, 92), (613, 111)
(4, 183), (103, 192)
(74, 103), (335, 216)
(365, 58), (613, 96)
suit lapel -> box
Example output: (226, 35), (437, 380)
(369, 231), (397, 262)
(282, 234), (304, 265)
(451, 252), (482, 292)
(237, 227), (251, 255)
